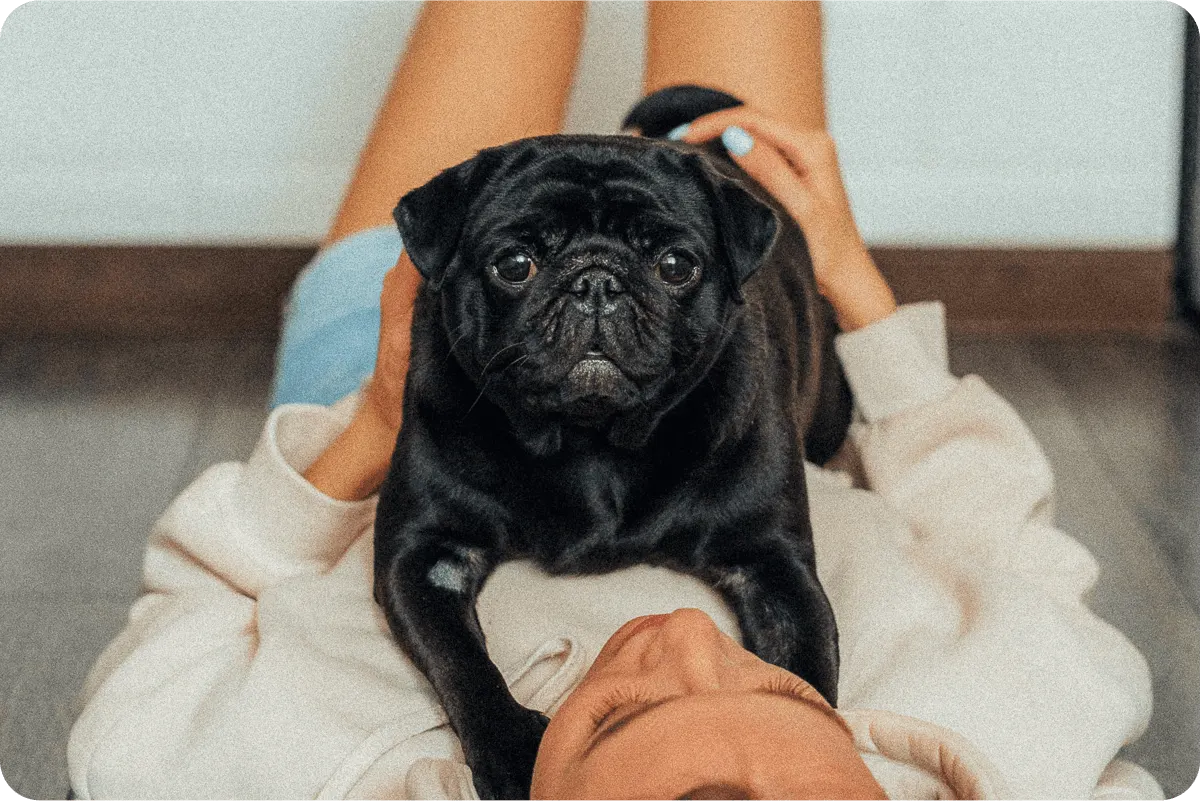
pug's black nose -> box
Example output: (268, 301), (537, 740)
(568, 268), (625, 312)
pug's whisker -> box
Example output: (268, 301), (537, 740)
(500, 354), (532, 374)
(463, 378), (492, 420)
(714, 321), (737, 340)
(478, 342), (524, 377)
(445, 325), (471, 362)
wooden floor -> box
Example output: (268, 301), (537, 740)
(0, 329), (1196, 799)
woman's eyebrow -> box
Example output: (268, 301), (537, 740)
(581, 683), (829, 757)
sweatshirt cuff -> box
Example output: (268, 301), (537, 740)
(834, 302), (959, 423)
(231, 402), (378, 579)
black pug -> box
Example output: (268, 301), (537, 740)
(374, 86), (852, 799)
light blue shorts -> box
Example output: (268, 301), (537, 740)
(271, 225), (403, 408)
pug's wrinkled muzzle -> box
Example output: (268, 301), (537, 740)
(566, 267), (626, 316)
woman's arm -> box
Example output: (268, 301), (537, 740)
(681, 111), (1048, 531)
(674, 108), (1087, 554)
(677, 112), (1153, 797)
(675, 108), (897, 332)
(302, 253), (416, 501)
(71, 419), (458, 799)
(676, 111), (1058, 535)
(302, 405), (398, 502)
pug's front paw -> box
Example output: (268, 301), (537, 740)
(464, 707), (550, 800)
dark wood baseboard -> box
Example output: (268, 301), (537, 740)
(872, 247), (1176, 336)
(0, 245), (318, 337)
(0, 245), (1176, 337)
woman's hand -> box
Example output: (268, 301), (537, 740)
(303, 253), (420, 502)
(360, 254), (419, 434)
(674, 109), (897, 331)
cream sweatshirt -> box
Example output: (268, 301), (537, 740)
(67, 303), (1160, 800)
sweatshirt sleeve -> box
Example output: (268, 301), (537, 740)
(69, 400), (390, 799)
(82, 399), (377, 697)
(830, 302), (1154, 798)
(835, 302), (1059, 556)
(141, 399), (378, 600)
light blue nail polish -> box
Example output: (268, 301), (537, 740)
(721, 126), (754, 156)
(666, 123), (690, 141)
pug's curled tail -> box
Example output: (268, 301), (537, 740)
(621, 84), (744, 140)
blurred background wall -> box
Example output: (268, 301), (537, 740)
(0, 1), (1193, 334)
(0, 1), (1185, 247)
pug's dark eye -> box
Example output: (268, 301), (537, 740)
(655, 251), (698, 286)
(491, 253), (537, 284)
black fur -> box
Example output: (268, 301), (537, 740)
(375, 86), (852, 799)
(621, 84), (742, 138)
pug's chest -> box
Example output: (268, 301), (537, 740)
(495, 442), (787, 573)
(496, 452), (675, 571)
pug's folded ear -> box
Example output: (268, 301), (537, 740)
(709, 176), (779, 303)
(393, 153), (493, 290)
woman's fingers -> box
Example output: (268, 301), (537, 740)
(671, 107), (894, 330)
(381, 253), (420, 319)
(676, 107), (845, 198)
(686, 115), (827, 230)
(681, 110), (861, 240)
(366, 253), (420, 431)
(674, 105), (771, 142)
(679, 105), (830, 164)
(678, 111), (868, 275)
(717, 132), (816, 226)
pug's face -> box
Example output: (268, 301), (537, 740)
(394, 135), (776, 443)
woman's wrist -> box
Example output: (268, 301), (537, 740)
(831, 275), (898, 331)
(816, 246), (898, 332)
(831, 269), (898, 331)
(303, 404), (399, 502)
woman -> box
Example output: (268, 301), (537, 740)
(67, 3), (1157, 798)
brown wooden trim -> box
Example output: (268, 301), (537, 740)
(872, 248), (1175, 336)
(0, 245), (1175, 337)
(0, 245), (316, 337)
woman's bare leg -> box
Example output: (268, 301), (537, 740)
(643, 1), (826, 131)
(326, 1), (586, 247)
